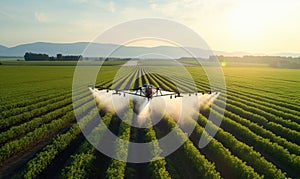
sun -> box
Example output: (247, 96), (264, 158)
(221, 62), (227, 67)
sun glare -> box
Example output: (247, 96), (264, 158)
(221, 62), (227, 67)
(229, 3), (267, 38)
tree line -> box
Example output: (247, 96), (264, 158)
(24, 52), (82, 61)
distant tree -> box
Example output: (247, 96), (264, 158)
(24, 52), (49, 61)
(56, 54), (63, 61)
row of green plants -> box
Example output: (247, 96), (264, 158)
(116, 67), (139, 90)
(0, 105), (72, 145)
(0, 110), (75, 164)
(0, 90), (69, 119)
(143, 118), (171, 179)
(224, 93), (300, 128)
(185, 116), (263, 178)
(209, 107), (300, 175)
(0, 94), (93, 145)
(196, 112), (287, 178)
(153, 68), (205, 92)
(227, 88), (300, 116)
(148, 68), (300, 143)
(140, 68), (298, 176)
(2, 65), (298, 178)
(219, 94), (300, 132)
(145, 68), (299, 177)
(60, 111), (114, 178)
(105, 102), (133, 179)
(109, 66), (139, 90)
(61, 142), (95, 179)
(188, 70), (299, 112)
(213, 99), (300, 155)
(0, 94), (95, 165)
(161, 114), (221, 179)
(0, 94), (73, 130)
(139, 68), (176, 179)
(221, 77), (297, 106)
(0, 87), (68, 111)
(23, 100), (99, 178)
(228, 84), (300, 111)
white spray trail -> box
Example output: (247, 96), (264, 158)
(90, 88), (220, 127)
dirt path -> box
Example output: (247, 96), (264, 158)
(122, 60), (138, 66)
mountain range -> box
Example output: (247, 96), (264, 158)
(0, 42), (299, 58)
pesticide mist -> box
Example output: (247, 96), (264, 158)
(90, 88), (219, 128)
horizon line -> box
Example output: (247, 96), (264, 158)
(1, 41), (300, 57)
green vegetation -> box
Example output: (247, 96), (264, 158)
(0, 61), (299, 178)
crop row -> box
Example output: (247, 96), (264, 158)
(143, 117), (171, 178)
(0, 95), (95, 165)
(226, 89), (300, 117)
(23, 102), (105, 178)
(222, 93), (300, 127)
(61, 142), (95, 179)
(196, 113), (287, 178)
(136, 69), (296, 177)
(227, 85), (300, 111)
(105, 102), (133, 178)
(216, 99), (300, 155)
(159, 114), (221, 178)
(0, 87), (70, 111)
(145, 69), (300, 145)
(187, 69), (300, 113)
(0, 90), (70, 118)
(208, 107), (300, 175)
(1, 93), (73, 130)
(0, 94), (93, 145)
(185, 115), (263, 178)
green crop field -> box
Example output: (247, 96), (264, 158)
(0, 60), (299, 179)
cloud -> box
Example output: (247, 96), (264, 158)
(34, 12), (47, 23)
(72, 0), (89, 3)
(108, 1), (116, 13)
(149, 0), (238, 23)
(0, 11), (14, 19)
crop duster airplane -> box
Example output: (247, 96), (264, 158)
(90, 84), (215, 101)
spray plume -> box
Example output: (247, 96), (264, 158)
(90, 88), (219, 127)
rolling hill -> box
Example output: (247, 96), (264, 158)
(1, 42), (299, 59)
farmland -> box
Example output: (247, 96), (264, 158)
(0, 60), (299, 179)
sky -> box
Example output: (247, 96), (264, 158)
(1, 0), (300, 54)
